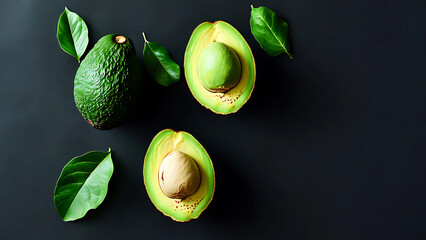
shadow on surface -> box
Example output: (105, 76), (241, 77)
(126, 57), (173, 127)
(242, 51), (297, 116)
(243, 50), (343, 133)
(204, 149), (259, 228)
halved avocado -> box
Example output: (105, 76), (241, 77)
(143, 129), (215, 222)
(184, 21), (256, 115)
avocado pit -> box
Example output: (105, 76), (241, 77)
(197, 42), (241, 93)
(158, 151), (201, 199)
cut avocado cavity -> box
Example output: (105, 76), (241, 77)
(143, 129), (215, 222)
(185, 21), (256, 115)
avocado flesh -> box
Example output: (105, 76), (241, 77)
(185, 21), (256, 115)
(143, 129), (215, 222)
(74, 34), (141, 130)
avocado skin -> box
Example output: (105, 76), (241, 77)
(74, 34), (141, 130)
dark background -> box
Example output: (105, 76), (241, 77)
(1, 0), (425, 239)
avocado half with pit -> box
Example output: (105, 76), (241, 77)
(184, 21), (256, 115)
(143, 129), (215, 222)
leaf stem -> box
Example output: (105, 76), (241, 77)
(142, 32), (149, 43)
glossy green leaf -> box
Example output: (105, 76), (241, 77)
(250, 5), (293, 58)
(142, 33), (180, 86)
(57, 7), (89, 62)
(54, 149), (113, 221)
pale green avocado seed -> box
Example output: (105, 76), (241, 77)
(197, 42), (241, 93)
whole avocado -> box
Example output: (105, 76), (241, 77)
(74, 34), (141, 130)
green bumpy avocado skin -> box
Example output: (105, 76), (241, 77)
(197, 42), (241, 92)
(74, 34), (141, 130)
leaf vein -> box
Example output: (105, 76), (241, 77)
(59, 153), (111, 219)
(256, 12), (289, 55)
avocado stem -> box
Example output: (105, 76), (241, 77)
(115, 36), (127, 44)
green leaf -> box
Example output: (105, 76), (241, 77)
(142, 32), (180, 86)
(250, 5), (293, 59)
(54, 149), (113, 221)
(57, 7), (89, 62)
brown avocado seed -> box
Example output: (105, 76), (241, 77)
(158, 151), (201, 199)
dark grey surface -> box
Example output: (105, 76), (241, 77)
(1, 0), (426, 239)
